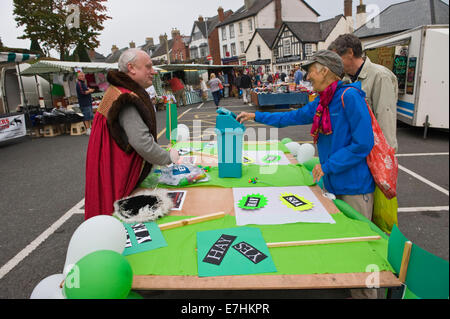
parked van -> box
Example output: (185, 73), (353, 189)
(364, 25), (449, 137)
(0, 62), (51, 115)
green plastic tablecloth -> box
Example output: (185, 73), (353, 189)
(140, 164), (315, 189)
(126, 213), (393, 276)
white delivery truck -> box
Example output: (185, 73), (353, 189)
(0, 62), (51, 115)
(364, 25), (449, 138)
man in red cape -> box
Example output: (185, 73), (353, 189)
(84, 49), (179, 220)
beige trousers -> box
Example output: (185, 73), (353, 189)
(336, 192), (377, 299)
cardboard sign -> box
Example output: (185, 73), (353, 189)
(202, 234), (237, 265)
(197, 227), (276, 277)
(123, 222), (167, 256)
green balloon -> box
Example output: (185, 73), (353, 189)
(64, 250), (133, 299)
(281, 138), (293, 145)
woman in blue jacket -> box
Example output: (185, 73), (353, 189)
(237, 50), (375, 220)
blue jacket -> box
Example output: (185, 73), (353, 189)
(294, 70), (303, 85)
(255, 81), (375, 195)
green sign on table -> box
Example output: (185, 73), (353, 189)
(196, 227), (277, 277)
(122, 222), (167, 256)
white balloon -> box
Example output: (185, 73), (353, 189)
(284, 142), (301, 156)
(174, 124), (190, 141)
(63, 215), (127, 276)
(30, 274), (65, 299)
(296, 143), (316, 164)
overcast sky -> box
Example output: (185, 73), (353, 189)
(1, 0), (448, 57)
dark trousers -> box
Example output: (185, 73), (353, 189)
(212, 90), (221, 107)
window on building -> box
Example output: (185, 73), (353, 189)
(200, 46), (206, 57)
(190, 48), (198, 59)
(222, 27), (227, 40)
(229, 24), (235, 39)
(305, 43), (314, 58)
(231, 43), (236, 57)
(248, 19), (253, 32)
(240, 41), (245, 54)
(239, 22), (243, 34)
(257, 45), (261, 59)
(283, 39), (291, 56)
(223, 44), (228, 57)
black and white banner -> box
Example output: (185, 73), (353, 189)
(0, 114), (26, 142)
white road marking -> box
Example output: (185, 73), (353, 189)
(197, 103), (204, 109)
(0, 199), (85, 281)
(396, 152), (449, 157)
(157, 107), (193, 139)
(398, 164), (449, 196)
(398, 206), (449, 212)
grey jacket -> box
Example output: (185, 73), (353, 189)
(344, 57), (398, 151)
(119, 105), (172, 166)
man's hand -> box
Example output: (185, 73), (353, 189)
(169, 148), (181, 164)
(312, 164), (324, 183)
(236, 112), (256, 124)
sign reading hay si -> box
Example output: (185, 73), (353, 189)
(197, 227), (276, 277)
(202, 234), (237, 265)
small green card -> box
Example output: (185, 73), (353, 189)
(196, 227), (277, 277)
(122, 222), (167, 256)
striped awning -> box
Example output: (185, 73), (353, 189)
(0, 52), (39, 63)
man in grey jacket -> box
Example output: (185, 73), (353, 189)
(329, 34), (398, 151)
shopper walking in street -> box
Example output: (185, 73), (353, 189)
(208, 73), (222, 109)
(76, 72), (95, 135)
(84, 48), (180, 221)
(168, 73), (187, 107)
(240, 69), (253, 105)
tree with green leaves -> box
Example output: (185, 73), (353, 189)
(13, 0), (110, 61)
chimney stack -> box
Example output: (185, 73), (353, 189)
(171, 28), (180, 39)
(344, 0), (353, 17)
(218, 6), (225, 22)
(159, 35), (165, 45)
(198, 15), (204, 22)
(245, 0), (257, 10)
(356, 0), (367, 29)
(111, 45), (118, 54)
(275, 0), (282, 28)
(129, 41), (136, 48)
(145, 37), (154, 46)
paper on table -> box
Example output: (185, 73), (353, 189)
(233, 186), (336, 226)
(243, 150), (291, 166)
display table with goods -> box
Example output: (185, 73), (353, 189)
(126, 139), (402, 296)
(251, 83), (317, 108)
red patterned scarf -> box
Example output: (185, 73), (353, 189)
(310, 80), (339, 144)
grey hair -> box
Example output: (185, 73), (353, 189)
(118, 48), (143, 73)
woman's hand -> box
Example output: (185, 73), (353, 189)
(236, 112), (255, 124)
(312, 164), (324, 183)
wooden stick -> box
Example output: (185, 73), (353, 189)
(398, 241), (412, 283)
(159, 212), (226, 231)
(266, 235), (381, 248)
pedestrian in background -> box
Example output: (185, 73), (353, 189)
(208, 73), (222, 109)
(76, 72), (95, 135)
(240, 69), (253, 105)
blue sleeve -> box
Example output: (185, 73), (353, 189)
(321, 90), (374, 175)
(76, 81), (88, 95)
(254, 97), (319, 128)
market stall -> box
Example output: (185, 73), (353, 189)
(156, 64), (244, 107)
(19, 60), (121, 137)
(250, 82), (317, 109)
